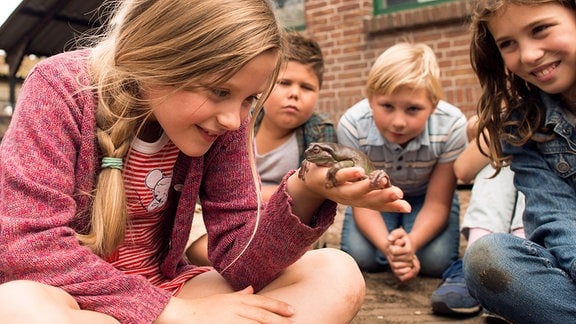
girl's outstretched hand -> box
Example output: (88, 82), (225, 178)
(290, 163), (411, 213)
(155, 286), (295, 323)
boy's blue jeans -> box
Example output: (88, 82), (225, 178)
(340, 193), (460, 278)
(464, 233), (576, 322)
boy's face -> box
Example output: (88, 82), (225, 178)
(262, 61), (320, 130)
(369, 87), (435, 146)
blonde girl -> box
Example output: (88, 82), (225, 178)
(0, 0), (410, 323)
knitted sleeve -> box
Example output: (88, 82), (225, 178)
(200, 119), (337, 291)
(0, 51), (170, 323)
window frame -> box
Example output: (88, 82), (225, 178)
(374, 0), (455, 14)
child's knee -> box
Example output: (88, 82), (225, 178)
(311, 248), (365, 291)
(317, 249), (366, 308)
(418, 249), (456, 278)
(0, 280), (79, 322)
(0, 280), (42, 301)
(0, 280), (46, 318)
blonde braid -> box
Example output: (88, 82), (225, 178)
(77, 40), (146, 256)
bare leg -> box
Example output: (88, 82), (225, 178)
(0, 280), (119, 323)
(178, 248), (365, 324)
(261, 248), (365, 323)
(185, 234), (211, 266)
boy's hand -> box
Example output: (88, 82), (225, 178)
(386, 228), (420, 282)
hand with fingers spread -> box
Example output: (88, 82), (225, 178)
(291, 162), (411, 215)
(156, 286), (295, 324)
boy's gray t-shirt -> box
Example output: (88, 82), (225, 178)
(256, 132), (300, 186)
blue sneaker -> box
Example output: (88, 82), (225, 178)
(431, 259), (481, 316)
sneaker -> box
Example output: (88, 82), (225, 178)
(431, 259), (481, 316)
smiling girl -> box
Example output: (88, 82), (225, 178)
(464, 0), (576, 321)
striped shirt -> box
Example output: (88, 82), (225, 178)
(337, 99), (467, 196)
(0, 49), (338, 322)
(109, 134), (210, 295)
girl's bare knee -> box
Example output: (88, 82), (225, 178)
(305, 249), (366, 307)
(0, 280), (48, 303)
(322, 249), (365, 294)
(0, 280), (78, 323)
(0, 281), (48, 318)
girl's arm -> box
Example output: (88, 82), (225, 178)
(408, 161), (457, 251)
(202, 121), (409, 292)
(505, 141), (576, 279)
(454, 115), (491, 183)
(454, 138), (491, 183)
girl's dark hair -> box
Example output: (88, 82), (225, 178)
(470, 0), (576, 170)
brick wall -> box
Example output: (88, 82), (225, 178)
(0, 0), (479, 131)
(305, 0), (479, 122)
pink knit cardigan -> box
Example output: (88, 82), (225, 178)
(0, 50), (336, 323)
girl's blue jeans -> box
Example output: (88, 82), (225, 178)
(464, 233), (576, 323)
(340, 193), (460, 278)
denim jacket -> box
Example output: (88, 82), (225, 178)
(504, 91), (576, 280)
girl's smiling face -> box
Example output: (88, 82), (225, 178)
(488, 3), (576, 97)
(144, 51), (278, 157)
(369, 87), (435, 146)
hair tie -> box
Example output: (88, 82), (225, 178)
(101, 157), (123, 170)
